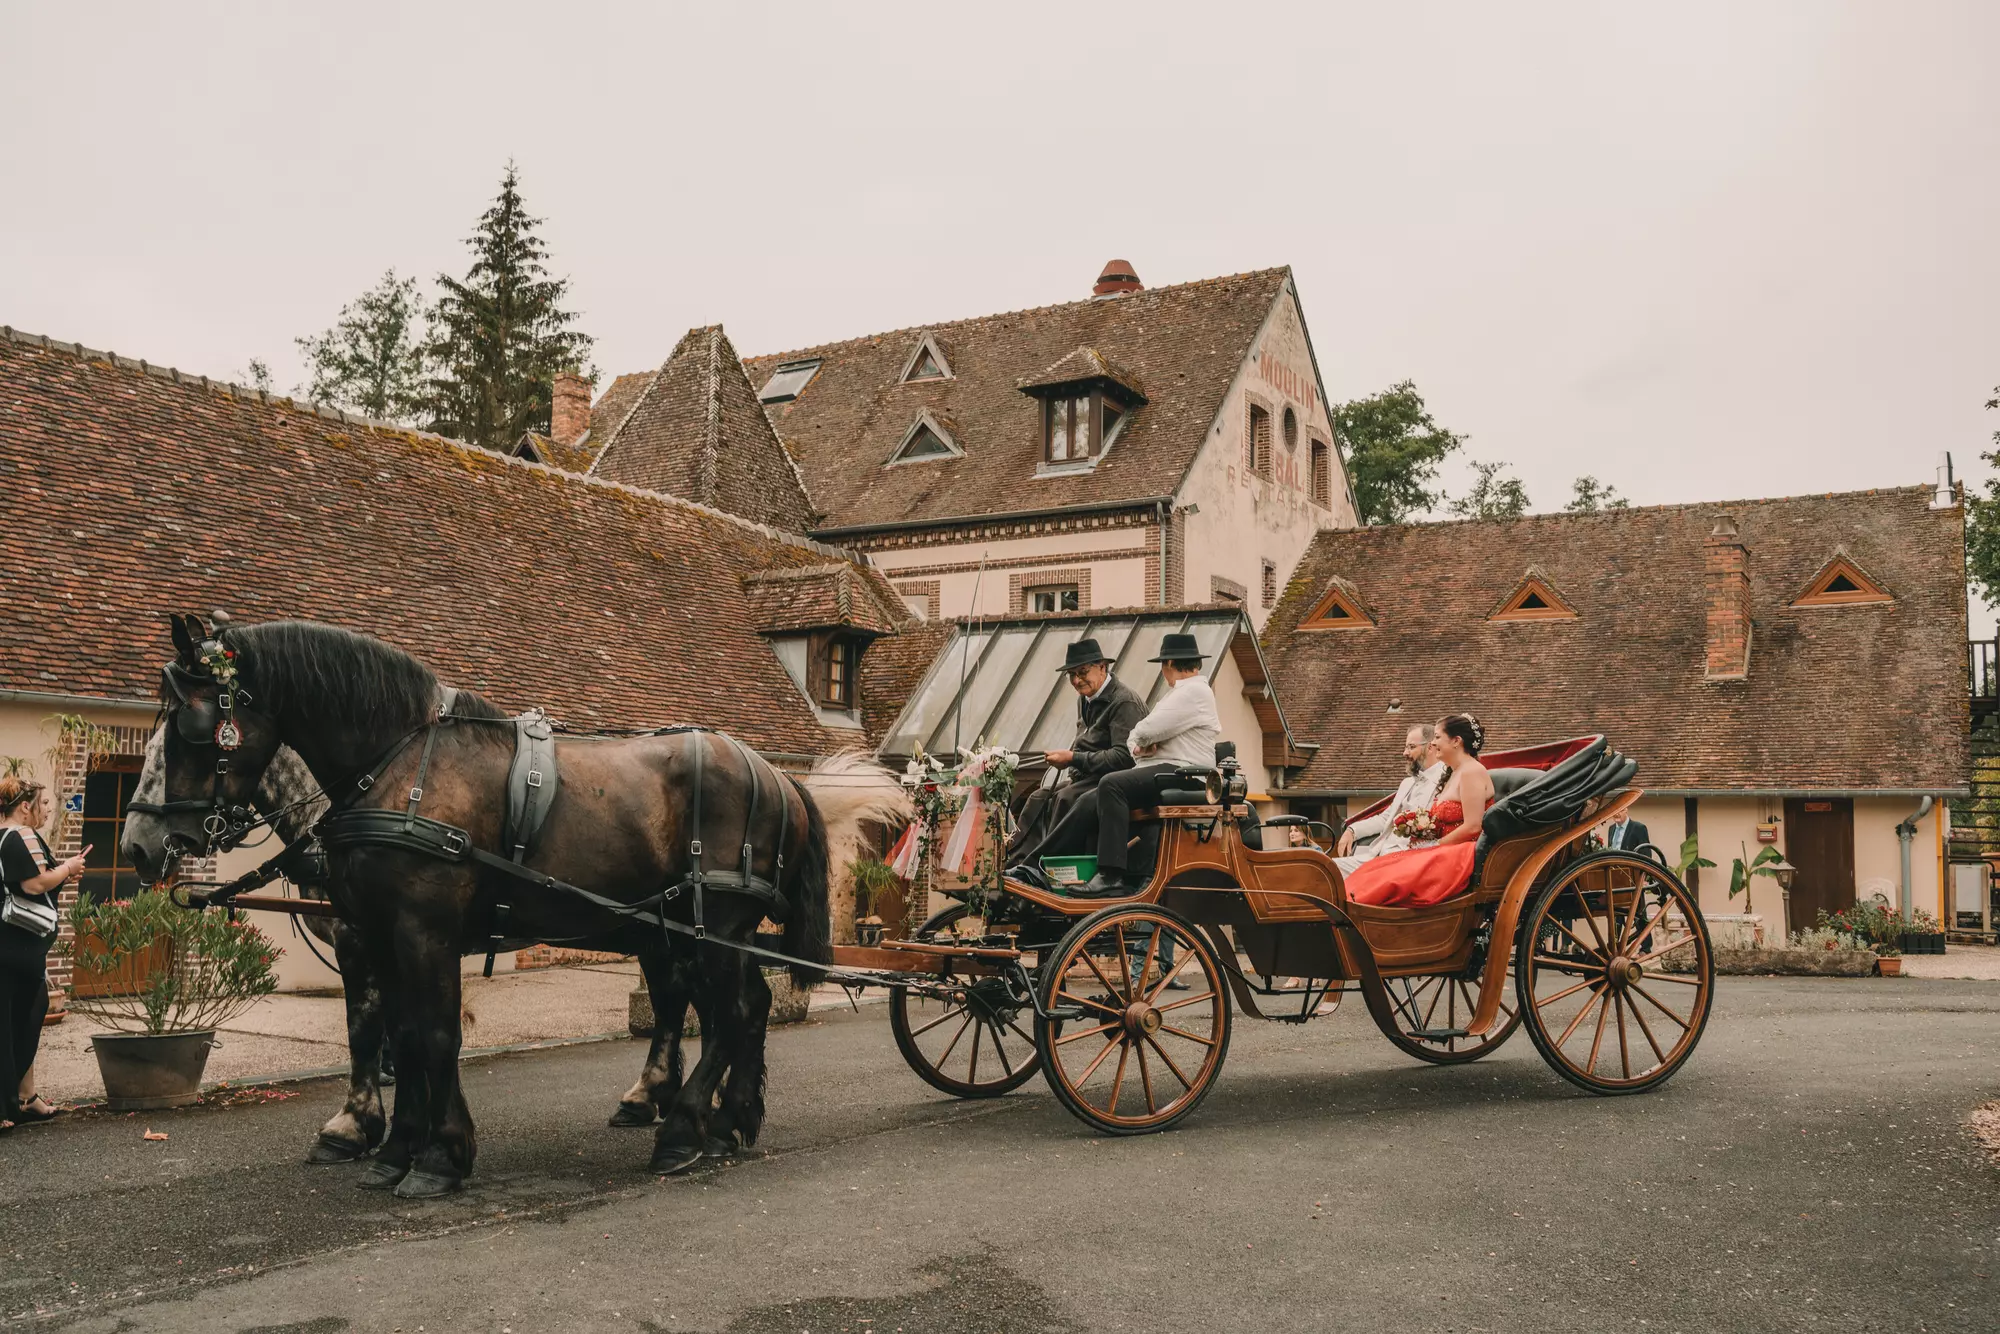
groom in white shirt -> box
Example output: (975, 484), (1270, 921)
(1333, 724), (1447, 876)
(1075, 633), (1222, 897)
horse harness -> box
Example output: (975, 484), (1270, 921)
(204, 693), (799, 975)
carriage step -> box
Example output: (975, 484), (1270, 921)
(1411, 1026), (1469, 1041)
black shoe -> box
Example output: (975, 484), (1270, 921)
(1075, 871), (1132, 898)
(1006, 864), (1055, 893)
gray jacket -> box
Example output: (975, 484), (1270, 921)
(1067, 675), (1148, 780)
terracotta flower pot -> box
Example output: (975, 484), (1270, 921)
(91, 1031), (217, 1110)
(1876, 956), (1903, 977)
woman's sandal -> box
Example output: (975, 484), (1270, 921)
(12, 1097), (62, 1125)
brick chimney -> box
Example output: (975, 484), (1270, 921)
(1093, 259), (1142, 298)
(551, 370), (593, 447)
(1703, 514), (1751, 681)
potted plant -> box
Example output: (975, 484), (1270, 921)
(59, 890), (281, 1109)
(1822, 903), (1905, 977)
(1900, 908), (1946, 957)
(851, 856), (898, 947)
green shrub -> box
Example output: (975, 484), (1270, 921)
(59, 890), (281, 1034)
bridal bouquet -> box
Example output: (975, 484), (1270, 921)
(1391, 809), (1442, 844)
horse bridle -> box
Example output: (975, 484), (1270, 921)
(127, 637), (269, 855)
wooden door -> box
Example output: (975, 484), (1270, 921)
(1783, 798), (1856, 928)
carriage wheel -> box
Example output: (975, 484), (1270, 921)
(1377, 965), (1522, 1065)
(1033, 904), (1231, 1135)
(1514, 850), (1714, 1095)
(889, 906), (1041, 1098)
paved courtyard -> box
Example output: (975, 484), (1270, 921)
(2, 974), (1996, 1332)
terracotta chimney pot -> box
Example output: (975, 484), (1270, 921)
(1093, 260), (1142, 298)
(1703, 514), (1751, 681)
(551, 370), (593, 447)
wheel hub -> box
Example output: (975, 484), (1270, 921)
(1122, 1001), (1163, 1039)
(1606, 955), (1645, 990)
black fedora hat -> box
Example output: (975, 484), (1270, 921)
(1149, 632), (1209, 663)
(1057, 638), (1113, 672)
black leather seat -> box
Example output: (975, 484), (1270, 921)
(1473, 736), (1637, 874)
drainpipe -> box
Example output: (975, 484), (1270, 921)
(1157, 500), (1168, 604)
(1896, 796), (1934, 922)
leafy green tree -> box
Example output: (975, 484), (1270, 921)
(1332, 380), (1465, 524)
(295, 270), (429, 422)
(424, 164), (594, 450)
(1449, 460), (1530, 520)
(1965, 384), (2000, 605)
(1565, 475), (1629, 513)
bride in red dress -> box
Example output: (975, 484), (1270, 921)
(1344, 714), (1494, 909)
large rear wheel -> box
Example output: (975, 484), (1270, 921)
(1034, 904), (1230, 1135)
(889, 906), (1040, 1098)
(1515, 851), (1713, 1094)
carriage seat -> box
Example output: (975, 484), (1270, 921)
(1486, 767), (1540, 800)
(1472, 737), (1637, 877)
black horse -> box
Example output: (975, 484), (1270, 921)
(123, 616), (907, 1197)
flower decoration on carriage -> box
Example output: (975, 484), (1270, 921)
(1390, 808), (1442, 844)
(886, 743), (1019, 904)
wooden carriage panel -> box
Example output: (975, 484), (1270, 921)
(1345, 900), (1482, 975)
(1233, 851), (1344, 924)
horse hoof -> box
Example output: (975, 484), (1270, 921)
(392, 1169), (464, 1199)
(356, 1159), (411, 1191)
(650, 1144), (705, 1176)
(703, 1136), (736, 1159)
(307, 1133), (369, 1164)
(608, 1101), (657, 1128)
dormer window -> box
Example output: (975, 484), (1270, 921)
(759, 359), (821, 404)
(820, 635), (858, 708)
(1044, 389), (1132, 466)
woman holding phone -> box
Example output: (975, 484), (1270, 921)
(0, 775), (84, 1132)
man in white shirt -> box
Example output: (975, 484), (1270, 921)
(1076, 633), (1222, 896)
(1333, 725), (1446, 877)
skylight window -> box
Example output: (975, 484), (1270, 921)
(758, 359), (822, 404)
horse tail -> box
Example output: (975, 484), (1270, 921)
(786, 752), (915, 988)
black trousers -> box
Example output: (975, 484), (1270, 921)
(1006, 776), (1105, 867)
(0, 933), (51, 1118)
(1094, 764), (1181, 872)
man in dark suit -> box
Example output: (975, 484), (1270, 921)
(1603, 812), (1653, 857)
(1005, 638), (1147, 867)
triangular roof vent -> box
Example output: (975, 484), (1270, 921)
(899, 333), (952, 384)
(888, 409), (962, 465)
(1300, 576), (1374, 629)
(1791, 547), (1892, 607)
(1491, 567), (1577, 621)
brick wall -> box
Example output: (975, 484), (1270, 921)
(1703, 516), (1751, 680)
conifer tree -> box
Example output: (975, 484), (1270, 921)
(424, 164), (593, 449)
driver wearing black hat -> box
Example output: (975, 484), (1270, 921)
(1005, 638), (1148, 868)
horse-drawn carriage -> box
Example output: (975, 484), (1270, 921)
(853, 735), (1716, 1134)
(131, 615), (1714, 1195)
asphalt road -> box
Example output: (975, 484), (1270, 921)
(3, 976), (1996, 1333)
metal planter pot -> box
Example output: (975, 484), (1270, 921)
(90, 1031), (217, 1110)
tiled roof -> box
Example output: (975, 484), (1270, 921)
(1017, 347), (1144, 399)
(737, 269), (1292, 532)
(517, 430), (602, 475)
(0, 327), (889, 755)
(590, 326), (816, 533)
(741, 563), (903, 637)
(1263, 489), (1970, 794)
(859, 618), (956, 746)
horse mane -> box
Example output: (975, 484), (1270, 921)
(220, 621), (511, 729)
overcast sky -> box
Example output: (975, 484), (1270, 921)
(4, 3), (1995, 573)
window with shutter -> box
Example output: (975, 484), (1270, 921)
(1246, 404), (1272, 477)
(1309, 439), (1332, 508)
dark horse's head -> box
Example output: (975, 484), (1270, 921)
(122, 613), (451, 884)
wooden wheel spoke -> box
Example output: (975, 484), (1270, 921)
(1054, 1019), (1120, 1047)
(1135, 927), (1162, 999)
(1563, 886), (1610, 953)
(1107, 1038), (1132, 1114)
(1144, 942), (1196, 1003)
(985, 1020), (1018, 1076)
(1585, 986), (1613, 1072)
(1532, 975), (1600, 1008)
(1531, 953), (1602, 976)
(1137, 1040), (1156, 1115)
(1056, 989), (1124, 1017)
(1082, 950), (1129, 1006)
(1143, 1033), (1196, 1091)
(936, 1013), (974, 1066)
(966, 1017), (982, 1082)
(1637, 970), (1703, 986)
(908, 1003), (968, 1039)
(1074, 1030), (1124, 1085)
(1546, 918), (1606, 962)
(1552, 983), (1607, 1048)
(1157, 1022), (1218, 1047)
(1629, 981), (1693, 1030)
(1420, 976), (1448, 1031)
(1156, 989), (1218, 1013)
(1005, 1016), (1037, 1048)
(1626, 991), (1668, 1065)
(1632, 935), (1698, 969)
(1613, 992), (1631, 1080)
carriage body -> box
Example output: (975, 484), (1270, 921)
(874, 736), (1716, 1133)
